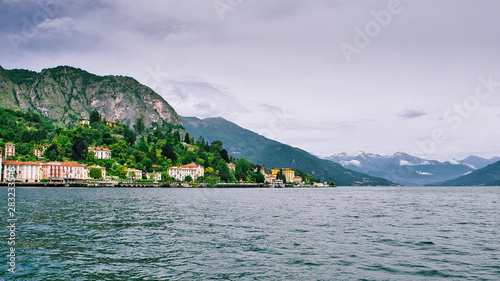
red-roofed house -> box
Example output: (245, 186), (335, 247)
(167, 162), (204, 181)
(88, 146), (112, 159)
(41, 162), (87, 181)
(2, 160), (43, 182)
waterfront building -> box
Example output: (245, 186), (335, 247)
(167, 162), (204, 181)
(88, 146), (112, 159)
(294, 176), (303, 184)
(126, 168), (143, 180)
(227, 163), (236, 172)
(2, 160), (43, 182)
(87, 165), (106, 179)
(41, 162), (87, 181)
(147, 172), (162, 181)
(264, 173), (277, 183)
(283, 168), (295, 183)
(271, 168), (280, 175)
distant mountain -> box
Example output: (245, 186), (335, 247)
(459, 155), (500, 170)
(325, 152), (481, 186)
(182, 116), (394, 186)
(432, 160), (500, 186)
(0, 65), (182, 128)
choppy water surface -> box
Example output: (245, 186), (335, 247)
(1, 186), (499, 280)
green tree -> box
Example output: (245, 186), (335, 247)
(161, 143), (177, 162)
(184, 132), (191, 144)
(220, 149), (230, 163)
(235, 158), (249, 181)
(86, 151), (95, 163)
(124, 127), (136, 146)
(89, 110), (102, 123)
(134, 115), (145, 134)
(216, 159), (230, 182)
(141, 157), (153, 172)
(71, 138), (87, 161)
(185, 175), (193, 182)
(255, 173), (265, 183)
(136, 135), (148, 153)
(89, 168), (102, 179)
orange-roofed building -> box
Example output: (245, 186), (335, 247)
(2, 160), (43, 182)
(167, 162), (204, 181)
(88, 146), (112, 159)
(41, 162), (87, 181)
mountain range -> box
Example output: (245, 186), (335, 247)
(325, 152), (500, 186)
(0, 65), (182, 128)
(431, 160), (500, 186)
(3, 65), (499, 186)
(182, 117), (393, 186)
(0, 65), (393, 186)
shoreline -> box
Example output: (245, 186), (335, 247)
(0, 182), (330, 188)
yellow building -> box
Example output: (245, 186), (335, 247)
(271, 168), (280, 175)
(282, 168), (295, 183)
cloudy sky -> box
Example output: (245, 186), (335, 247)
(1, 0), (500, 161)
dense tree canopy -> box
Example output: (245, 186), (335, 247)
(0, 108), (319, 184)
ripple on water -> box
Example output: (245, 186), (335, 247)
(6, 186), (500, 280)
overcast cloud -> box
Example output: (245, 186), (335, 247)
(1, 0), (500, 161)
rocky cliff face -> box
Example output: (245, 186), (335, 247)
(0, 65), (182, 128)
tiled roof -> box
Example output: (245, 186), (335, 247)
(88, 147), (111, 151)
(3, 160), (42, 165)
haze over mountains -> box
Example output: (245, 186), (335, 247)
(326, 152), (500, 186)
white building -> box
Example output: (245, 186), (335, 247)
(126, 168), (143, 180)
(167, 162), (204, 181)
(147, 172), (162, 182)
(88, 147), (112, 159)
(2, 160), (43, 183)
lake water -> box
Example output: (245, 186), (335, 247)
(1, 186), (499, 280)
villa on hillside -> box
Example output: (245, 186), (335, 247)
(33, 144), (50, 158)
(105, 120), (117, 127)
(168, 162), (204, 181)
(80, 117), (90, 127)
(5, 142), (15, 158)
(88, 146), (112, 159)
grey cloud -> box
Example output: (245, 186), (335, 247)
(398, 110), (427, 120)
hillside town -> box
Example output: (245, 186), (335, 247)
(0, 108), (325, 187)
(0, 141), (317, 187)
